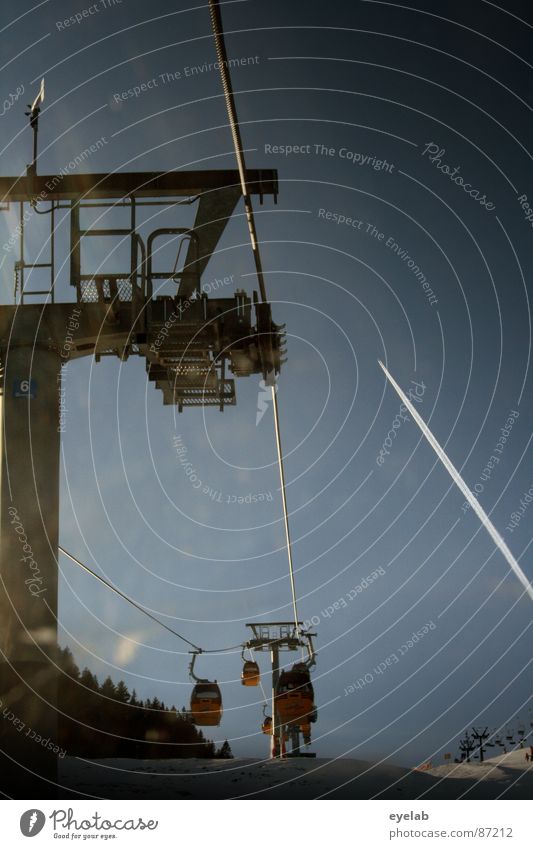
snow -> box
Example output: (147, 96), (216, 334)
(59, 748), (533, 799)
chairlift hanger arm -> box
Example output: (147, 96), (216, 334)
(304, 632), (317, 670)
(189, 651), (203, 682)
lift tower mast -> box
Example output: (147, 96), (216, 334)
(0, 106), (281, 798)
(245, 623), (317, 758)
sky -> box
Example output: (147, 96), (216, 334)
(0, 0), (532, 768)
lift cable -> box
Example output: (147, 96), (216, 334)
(208, 0), (267, 304)
(271, 387), (300, 634)
(208, 0), (302, 643)
(59, 545), (242, 656)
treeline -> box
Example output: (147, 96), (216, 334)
(57, 647), (232, 759)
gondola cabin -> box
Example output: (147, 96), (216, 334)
(241, 660), (260, 686)
(275, 664), (315, 727)
(262, 716), (273, 735)
(190, 680), (223, 726)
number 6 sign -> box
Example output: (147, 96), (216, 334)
(13, 379), (37, 399)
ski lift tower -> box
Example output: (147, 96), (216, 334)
(0, 91), (283, 798)
(245, 622), (316, 758)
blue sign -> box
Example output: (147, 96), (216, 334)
(13, 379), (37, 399)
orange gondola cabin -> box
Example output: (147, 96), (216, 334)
(190, 680), (223, 726)
(275, 663), (316, 727)
(241, 660), (260, 686)
(261, 715), (273, 735)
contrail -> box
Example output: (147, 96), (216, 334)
(378, 360), (533, 602)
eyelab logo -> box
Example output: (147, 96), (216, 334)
(20, 809), (46, 837)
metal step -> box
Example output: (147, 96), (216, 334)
(155, 372), (218, 391)
(147, 361), (216, 384)
(159, 380), (236, 408)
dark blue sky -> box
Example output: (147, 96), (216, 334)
(1, 0), (532, 766)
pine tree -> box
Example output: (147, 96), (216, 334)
(58, 646), (80, 679)
(100, 676), (116, 698)
(59, 645), (216, 759)
(216, 740), (234, 759)
(115, 680), (131, 703)
(80, 667), (99, 691)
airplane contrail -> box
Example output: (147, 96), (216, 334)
(378, 360), (533, 602)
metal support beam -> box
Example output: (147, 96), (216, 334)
(271, 643), (281, 759)
(0, 169), (278, 202)
(180, 186), (241, 297)
(0, 336), (61, 798)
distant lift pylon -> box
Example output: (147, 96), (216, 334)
(245, 623), (317, 758)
